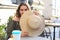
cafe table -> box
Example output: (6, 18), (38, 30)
(8, 37), (50, 40)
(45, 20), (60, 40)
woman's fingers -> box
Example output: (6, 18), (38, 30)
(21, 32), (29, 37)
(33, 10), (40, 15)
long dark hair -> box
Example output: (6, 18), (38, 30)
(15, 3), (31, 18)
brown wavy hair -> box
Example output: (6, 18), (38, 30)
(15, 3), (31, 18)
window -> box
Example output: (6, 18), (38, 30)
(28, 0), (33, 5)
(52, 0), (60, 17)
(11, 0), (28, 5)
(11, 0), (20, 4)
(11, 0), (17, 4)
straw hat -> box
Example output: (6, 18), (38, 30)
(20, 11), (45, 36)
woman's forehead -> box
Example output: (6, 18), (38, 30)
(20, 5), (28, 9)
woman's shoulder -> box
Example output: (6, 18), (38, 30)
(12, 16), (20, 22)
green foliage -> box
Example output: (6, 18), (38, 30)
(0, 16), (13, 39)
(0, 24), (6, 36)
(7, 16), (12, 23)
(0, 18), (6, 39)
(0, 24), (6, 39)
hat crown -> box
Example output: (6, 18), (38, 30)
(28, 15), (41, 29)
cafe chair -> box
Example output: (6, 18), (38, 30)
(44, 27), (52, 40)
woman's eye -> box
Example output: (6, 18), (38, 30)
(20, 9), (28, 11)
(25, 9), (28, 11)
(20, 9), (23, 11)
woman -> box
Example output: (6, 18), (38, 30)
(6, 3), (31, 39)
(6, 3), (44, 40)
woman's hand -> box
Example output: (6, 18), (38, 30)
(33, 10), (40, 15)
(21, 32), (29, 37)
(10, 35), (13, 38)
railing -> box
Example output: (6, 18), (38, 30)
(0, 4), (18, 9)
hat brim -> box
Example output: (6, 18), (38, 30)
(20, 11), (45, 36)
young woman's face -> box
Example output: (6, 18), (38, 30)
(19, 5), (29, 15)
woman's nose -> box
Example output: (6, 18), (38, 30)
(22, 10), (27, 13)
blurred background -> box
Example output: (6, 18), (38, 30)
(0, 0), (60, 25)
(0, 0), (60, 40)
